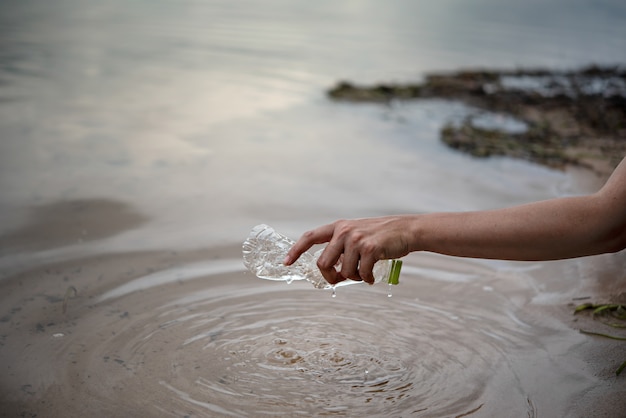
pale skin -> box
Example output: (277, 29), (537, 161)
(284, 156), (626, 286)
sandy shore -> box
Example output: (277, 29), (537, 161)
(327, 68), (626, 415)
(1, 66), (625, 416)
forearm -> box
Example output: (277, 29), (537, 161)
(286, 157), (626, 284)
(410, 193), (623, 261)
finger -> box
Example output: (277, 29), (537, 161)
(332, 271), (348, 285)
(339, 246), (362, 281)
(284, 224), (334, 265)
(316, 238), (343, 278)
(358, 255), (376, 285)
(322, 268), (344, 285)
(316, 254), (343, 284)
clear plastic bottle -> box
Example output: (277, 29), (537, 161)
(242, 224), (401, 289)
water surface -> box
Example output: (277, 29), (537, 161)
(1, 1), (626, 416)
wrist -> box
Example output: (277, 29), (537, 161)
(404, 214), (426, 253)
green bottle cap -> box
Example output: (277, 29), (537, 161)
(387, 260), (402, 285)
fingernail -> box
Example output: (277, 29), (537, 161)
(283, 255), (291, 265)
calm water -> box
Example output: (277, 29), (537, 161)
(1, 1), (626, 416)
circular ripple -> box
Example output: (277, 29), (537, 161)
(84, 275), (529, 416)
(22, 257), (539, 417)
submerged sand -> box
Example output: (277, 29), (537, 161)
(1, 67), (625, 416)
(1, 182), (625, 417)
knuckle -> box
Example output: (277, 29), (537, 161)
(302, 230), (316, 240)
(316, 257), (331, 270)
(334, 221), (351, 236)
(350, 231), (366, 245)
(360, 240), (378, 256)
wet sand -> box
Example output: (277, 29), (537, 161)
(0, 199), (148, 256)
(323, 70), (626, 416)
(523, 169), (626, 417)
(0, 73), (624, 415)
(503, 166), (626, 417)
(1, 175), (625, 417)
(2, 1), (626, 415)
(325, 68), (626, 417)
(5, 101), (624, 416)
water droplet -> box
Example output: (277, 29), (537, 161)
(52, 333), (65, 338)
(387, 284), (393, 298)
(331, 287), (337, 298)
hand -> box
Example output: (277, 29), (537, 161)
(284, 216), (413, 285)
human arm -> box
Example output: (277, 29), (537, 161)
(284, 157), (626, 285)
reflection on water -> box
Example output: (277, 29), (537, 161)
(1, 0), (626, 416)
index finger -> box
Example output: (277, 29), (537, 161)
(284, 224), (335, 265)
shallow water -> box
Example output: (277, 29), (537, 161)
(1, 1), (626, 416)
(0, 245), (602, 417)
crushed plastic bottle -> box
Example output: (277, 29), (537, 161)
(242, 224), (401, 289)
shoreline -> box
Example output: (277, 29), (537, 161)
(328, 67), (626, 412)
(328, 65), (626, 182)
